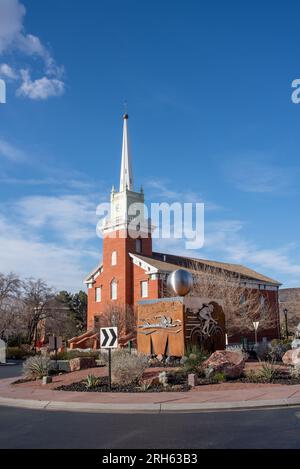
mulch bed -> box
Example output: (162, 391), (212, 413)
(55, 376), (190, 393)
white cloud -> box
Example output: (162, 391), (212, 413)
(147, 178), (221, 210)
(226, 158), (295, 194)
(0, 63), (17, 79)
(0, 214), (98, 292)
(0, 0), (65, 100)
(15, 195), (98, 242)
(0, 0), (25, 54)
(17, 69), (64, 100)
(0, 139), (24, 162)
(0, 192), (102, 291)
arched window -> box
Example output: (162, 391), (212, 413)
(111, 279), (117, 300)
(111, 251), (117, 266)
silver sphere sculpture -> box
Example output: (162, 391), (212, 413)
(168, 269), (193, 297)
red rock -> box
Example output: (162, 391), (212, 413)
(282, 348), (300, 366)
(69, 357), (96, 372)
(203, 350), (245, 378)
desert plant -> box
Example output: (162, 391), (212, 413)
(244, 369), (262, 383)
(85, 374), (100, 389)
(258, 360), (278, 382)
(139, 379), (153, 392)
(23, 355), (51, 380)
(210, 372), (226, 384)
(183, 345), (209, 374)
(111, 349), (147, 385)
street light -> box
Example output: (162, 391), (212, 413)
(253, 321), (259, 345)
(283, 308), (289, 339)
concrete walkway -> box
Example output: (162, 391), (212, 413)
(1, 366), (300, 413)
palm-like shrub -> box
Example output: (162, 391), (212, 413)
(183, 345), (209, 374)
(23, 355), (51, 380)
(85, 374), (100, 389)
(111, 350), (147, 385)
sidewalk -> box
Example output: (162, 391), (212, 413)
(1, 366), (300, 413)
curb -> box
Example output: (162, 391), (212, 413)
(1, 395), (300, 413)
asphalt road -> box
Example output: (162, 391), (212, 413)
(0, 361), (23, 379)
(1, 406), (300, 449)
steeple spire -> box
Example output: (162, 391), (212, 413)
(119, 113), (133, 192)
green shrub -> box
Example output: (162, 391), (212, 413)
(210, 372), (226, 384)
(183, 345), (209, 374)
(111, 350), (147, 385)
(7, 347), (35, 360)
(258, 361), (278, 383)
(23, 355), (51, 380)
(55, 350), (100, 360)
(85, 374), (100, 389)
(245, 369), (262, 383)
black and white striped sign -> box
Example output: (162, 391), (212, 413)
(100, 327), (118, 349)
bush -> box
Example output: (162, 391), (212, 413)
(210, 372), (226, 384)
(111, 350), (147, 385)
(85, 374), (100, 389)
(23, 355), (51, 380)
(258, 361), (278, 383)
(245, 369), (262, 383)
(6, 346), (35, 360)
(269, 339), (292, 362)
(55, 350), (100, 360)
(183, 345), (209, 374)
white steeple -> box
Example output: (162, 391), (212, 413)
(119, 114), (133, 192)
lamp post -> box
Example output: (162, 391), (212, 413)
(283, 308), (289, 339)
(253, 321), (259, 346)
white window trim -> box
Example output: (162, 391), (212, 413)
(111, 279), (118, 300)
(141, 280), (149, 298)
(95, 286), (102, 303)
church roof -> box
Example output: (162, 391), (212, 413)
(131, 251), (281, 286)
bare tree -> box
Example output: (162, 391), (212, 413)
(21, 278), (56, 344)
(0, 273), (22, 341)
(100, 302), (137, 337)
(163, 264), (277, 338)
(192, 265), (277, 337)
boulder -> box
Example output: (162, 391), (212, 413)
(69, 357), (96, 372)
(203, 350), (245, 378)
(282, 348), (300, 366)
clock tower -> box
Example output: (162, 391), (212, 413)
(99, 114), (153, 310)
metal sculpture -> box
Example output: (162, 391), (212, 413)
(168, 269), (193, 297)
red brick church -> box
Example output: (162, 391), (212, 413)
(69, 114), (281, 350)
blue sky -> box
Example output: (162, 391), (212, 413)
(0, 0), (300, 291)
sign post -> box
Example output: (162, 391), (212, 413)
(49, 335), (62, 370)
(100, 327), (118, 390)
